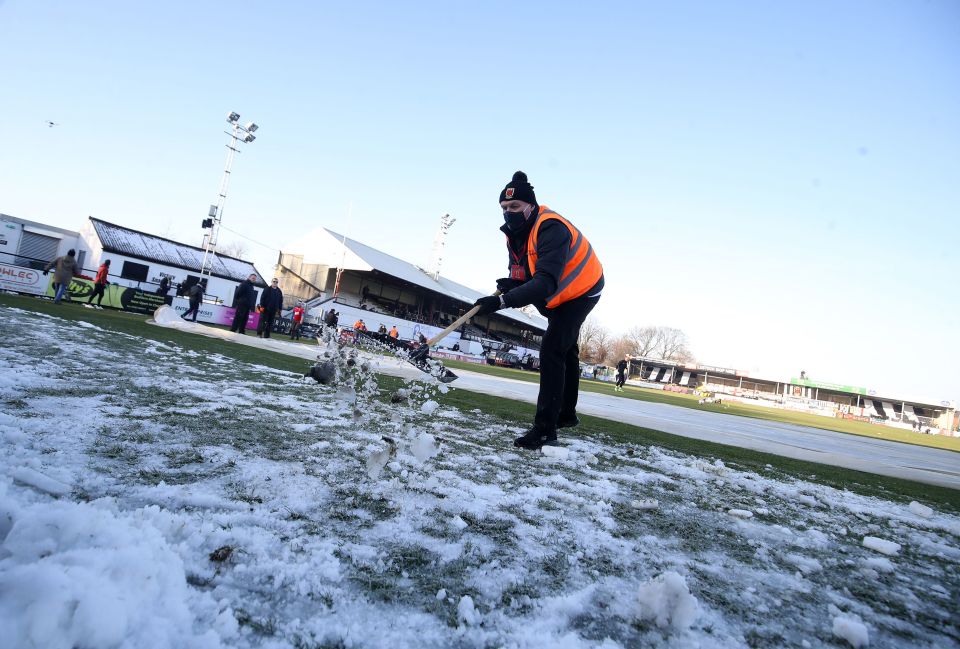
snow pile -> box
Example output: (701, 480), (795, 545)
(457, 595), (481, 626)
(832, 614), (870, 647)
(635, 571), (700, 631)
(541, 444), (570, 460)
(153, 304), (184, 326)
(908, 501), (934, 519)
(411, 433), (439, 463)
(862, 536), (901, 556)
(0, 486), (230, 649)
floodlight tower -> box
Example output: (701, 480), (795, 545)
(428, 213), (456, 280)
(200, 111), (259, 283)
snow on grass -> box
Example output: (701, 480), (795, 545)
(1, 307), (959, 648)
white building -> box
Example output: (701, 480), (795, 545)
(75, 217), (267, 304)
(0, 213), (267, 305)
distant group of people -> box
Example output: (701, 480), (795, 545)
(354, 319), (425, 346)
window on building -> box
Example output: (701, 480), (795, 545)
(120, 260), (149, 282)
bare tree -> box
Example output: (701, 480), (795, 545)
(612, 325), (694, 364)
(217, 239), (249, 260)
(592, 326), (612, 364)
(623, 326), (660, 358)
(656, 327), (690, 361)
(577, 317), (611, 364)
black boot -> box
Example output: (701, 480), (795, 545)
(557, 414), (580, 429)
(514, 427), (558, 451)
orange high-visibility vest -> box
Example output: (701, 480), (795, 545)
(527, 206), (603, 309)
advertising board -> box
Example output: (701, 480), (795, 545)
(45, 277), (171, 314)
(0, 262), (46, 296)
(168, 297), (259, 329)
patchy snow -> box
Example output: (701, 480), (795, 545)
(1, 306), (959, 648)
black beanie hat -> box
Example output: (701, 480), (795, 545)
(498, 171), (537, 205)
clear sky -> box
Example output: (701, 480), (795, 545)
(2, 1), (958, 403)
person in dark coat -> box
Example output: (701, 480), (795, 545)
(473, 171), (604, 450)
(615, 355), (629, 392)
(324, 309), (338, 328)
(43, 249), (80, 304)
(157, 276), (171, 296)
(181, 280), (205, 322)
(230, 274), (258, 334)
(257, 278), (283, 338)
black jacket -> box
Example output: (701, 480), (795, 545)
(259, 286), (283, 311)
(500, 211), (604, 316)
(234, 280), (257, 309)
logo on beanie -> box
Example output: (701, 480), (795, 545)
(505, 188), (515, 199)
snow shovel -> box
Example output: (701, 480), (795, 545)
(405, 303), (483, 382)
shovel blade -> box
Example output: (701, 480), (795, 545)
(437, 368), (458, 383)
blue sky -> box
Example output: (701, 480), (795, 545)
(2, 1), (958, 403)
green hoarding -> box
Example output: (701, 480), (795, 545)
(46, 277), (171, 314)
(790, 378), (866, 395)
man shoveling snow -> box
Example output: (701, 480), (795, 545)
(471, 171), (605, 451)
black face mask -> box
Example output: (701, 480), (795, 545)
(503, 205), (534, 232)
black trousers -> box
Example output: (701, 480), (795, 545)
(231, 305), (251, 333)
(534, 295), (600, 431)
(88, 283), (106, 305)
(258, 309), (277, 337)
(290, 320), (302, 339)
(182, 297), (201, 321)
(616, 371), (626, 387)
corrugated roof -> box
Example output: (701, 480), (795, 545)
(90, 218), (264, 283)
(326, 229), (547, 331)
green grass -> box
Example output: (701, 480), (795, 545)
(3, 292), (958, 510)
(440, 359), (960, 453)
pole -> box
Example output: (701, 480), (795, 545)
(201, 122), (242, 282)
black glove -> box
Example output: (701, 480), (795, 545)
(495, 277), (522, 293)
(43, 270), (49, 276)
(473, 295), (502, 316)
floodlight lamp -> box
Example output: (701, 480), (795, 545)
(243, 133), (256, 143)
(245, 122), (258, 133)
(227, 111), (240, 123)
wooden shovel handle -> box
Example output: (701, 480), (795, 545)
(426, 304), (481, 347)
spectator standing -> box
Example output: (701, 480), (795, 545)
(257, 278), (283, 338)
(473, 171), (604, 450)
(157, 276), (171, 296)
(615, 355), (629, 392)
(389, 325), (399, 339)
(290, 301), (305, 340)
(43, 249), (80, 304)
(181, 280), (205, 322)
(230, 274), (258, 334)
(88, 259), (111, 306)
(353, 318), (367, 333)
(322, 308), (338, 333)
